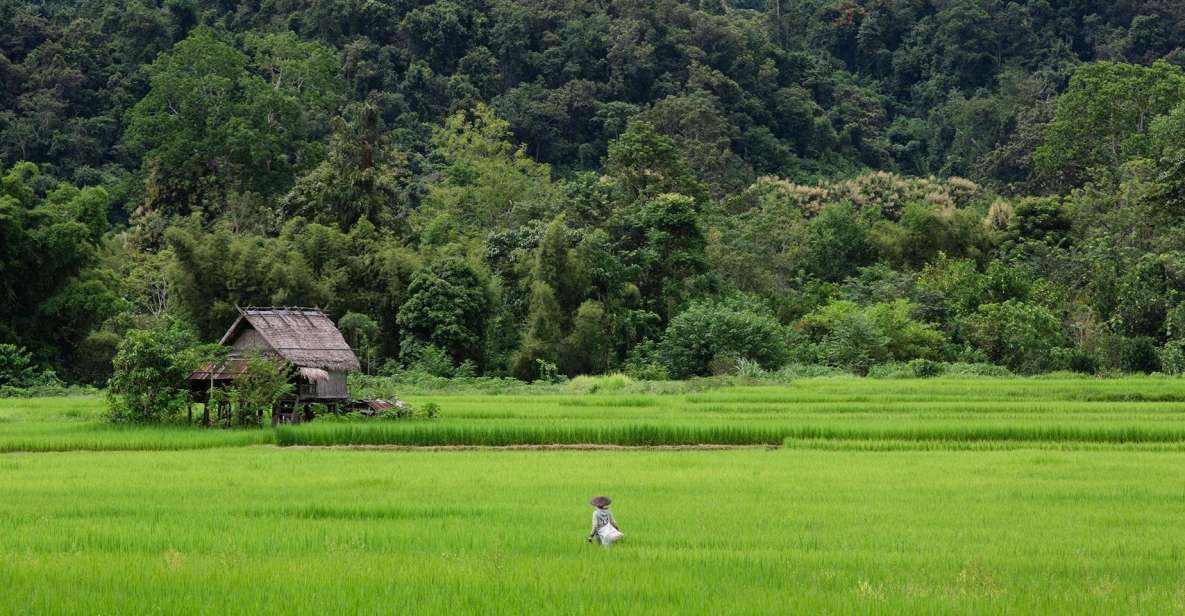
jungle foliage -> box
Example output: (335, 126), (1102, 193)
(7, 0), (1185, 381)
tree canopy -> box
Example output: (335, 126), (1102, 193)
(7, 0), (1185, 382)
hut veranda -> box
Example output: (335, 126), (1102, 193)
(189, 307), (361, 424)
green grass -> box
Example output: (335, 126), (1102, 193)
(0, 396), (274, 452)
(287, 376), (1185, 448)
(4, 377), (1185, 451)
(4, 378), (1185, 612)
(2, 448), (1185, 613)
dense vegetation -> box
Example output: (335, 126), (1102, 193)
(7, 0), (1185, 384)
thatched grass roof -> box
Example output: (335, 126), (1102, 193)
(219, 307), (361, 372)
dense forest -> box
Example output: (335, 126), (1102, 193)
(6, 0), (1185, 386)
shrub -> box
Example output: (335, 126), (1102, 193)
(868, 360), (946, 379)
(1159, 341), (1185, 375)
(227, 353), (293, 427)
(773, 364), (851, 379)
(658, 297), (789, 378)
(384, 402), (413, 419)
(453, 360), (478, 378)
(867, 362), (914, 378)
(907, 358), (945, 378)
(1120, 337), (1161, 374)
(72, 330), (121, 385)
(535, 359), (565, 383)
(0, 344), (59, 388)
(941, 362), (1013, 377)
(0, 345), (34, 387)
(597, 373), (634, 391)
(403, 344), (455, 377)
(795, 299), (945, 374)
(708, 352), (741, 376)
(1097, 335), (1161, 374)
(865, 300), (946, 360)
(960, 300), (1065, 373)
(1048, 347), (1099, 374)
(0, 383), (97, 398)
(816, 311), (887, 375)
(623, 361), (670, 381)
(106, 320), (219, 424)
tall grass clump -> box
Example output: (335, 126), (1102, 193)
(567, 373), (634, 394)
(277, 423), (784, 447)
(771, 364), (852, 380)
(939, 362), (1013, 377)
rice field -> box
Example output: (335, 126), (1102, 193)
(2, 377), (1185, 613)
(3, 448), (1185, 614)
(6, 377), (1185, 451)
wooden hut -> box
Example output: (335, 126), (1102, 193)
(188, 307), (361, 425)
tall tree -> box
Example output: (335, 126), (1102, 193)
(1034, 61), (1185, 189)
(124, 28), (342, 220)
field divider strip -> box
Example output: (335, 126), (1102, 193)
(275, 443), (782, 451)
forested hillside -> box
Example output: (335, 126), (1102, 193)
(5, 0), (1185, 385)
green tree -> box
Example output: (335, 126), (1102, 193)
(1002, 197), (1073, 250)
(338, 312), (381, 374)
(865, 300), (946, 361)
(532, 214), (586, 316)
(125, 28), (342, 216)
(72, 330), (121, 386)
(1034, 61), (1185, 188)
(106, 319), (213, 423)
(611, 193), (710, 322)
(795, 299), (944, 372)
(657, 297), (788, 379)
(0, 162), (115, 363)
(604, 121), (704, 202)
(0, 344), (51, 388)
(874, 202), (990, 268)
(961, 300), (1065, 373)
(282, 104), (413, 230)
(802, 202), (875, 282)
(639, 91), (752, 197)
(563, 300), (612, 376)
(1111, 252), (1185, 340)
(397, 255), (489, 368)
(795, 300), (889, 375)
(416, 103), (556, 238)
(511, 281), (565, 380)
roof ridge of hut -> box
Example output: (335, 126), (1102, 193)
(219, 306), (360, 372)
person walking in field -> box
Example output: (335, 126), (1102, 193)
(587, 496), (623, 545)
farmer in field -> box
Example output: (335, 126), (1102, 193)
(587, 496), (623, 545)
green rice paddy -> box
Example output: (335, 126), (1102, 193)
(2, 377), (1185, 613)
(6, 377), (1185, 451)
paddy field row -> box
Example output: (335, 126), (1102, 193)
(2, 447), (1185, 614)
(3, 377), (1185, 451)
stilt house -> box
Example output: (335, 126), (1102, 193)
(189, 307), (361, 424)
